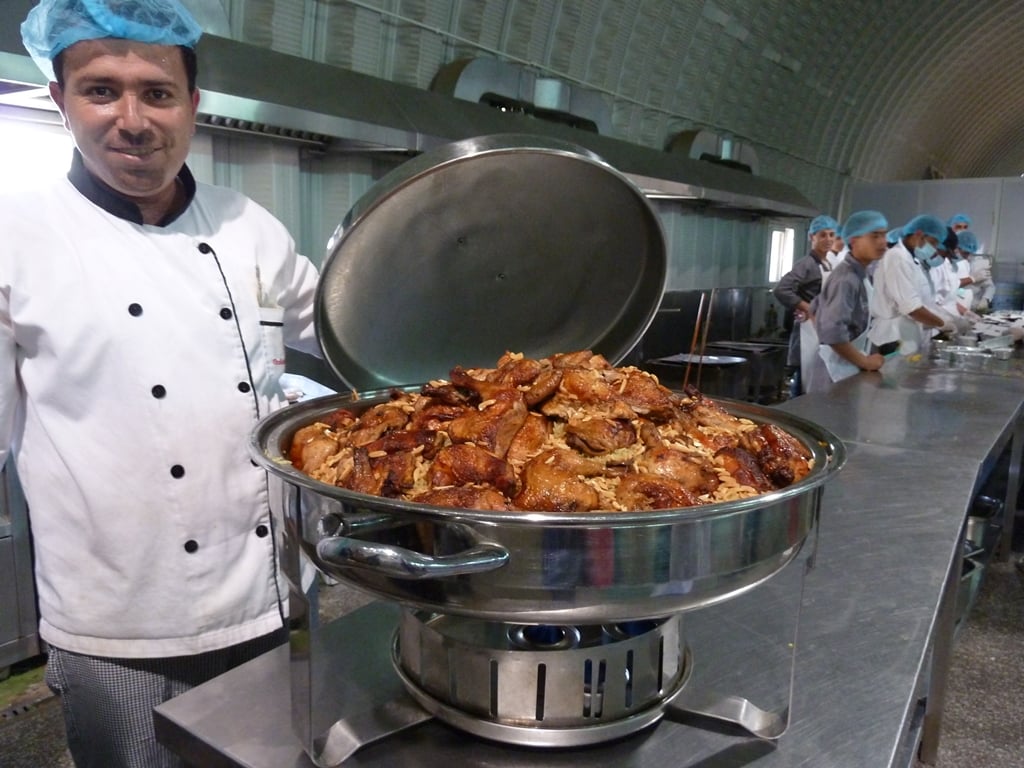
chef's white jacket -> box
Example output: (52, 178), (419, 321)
(0, 170), (320, 657)
(869, 241), (936, 354)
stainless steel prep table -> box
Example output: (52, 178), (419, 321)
(154, 356), (1024, 768)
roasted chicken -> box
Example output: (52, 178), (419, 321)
(288, 350), (813, 512)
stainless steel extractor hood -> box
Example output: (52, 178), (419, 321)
(0, 14), (817, 218)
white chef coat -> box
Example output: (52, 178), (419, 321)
(869, 240), (936, 355)
(931, 259), (964, 321)
(0, 169), (320, 658)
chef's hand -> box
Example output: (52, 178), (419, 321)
(1011, 326), (1024, 343)
(862, 352), (885, 371)
(939, 319), (958, 335)
(962, 310), (982, 324)
(970, 263), (992, 282)
(953, 315), (975, 334)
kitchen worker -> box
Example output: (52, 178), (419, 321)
(948, 212), (972, 233)
(3, 1), (321, 765)
(869, 214), (969, 357)
(828, 233), (847, 266)
(803, 210), (888, 393)
(772, 214), (839, 396)
(954, 231), (995, 312)
(931, 228), (968, 322)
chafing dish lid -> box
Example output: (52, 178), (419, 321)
(314, 133), (667, 391)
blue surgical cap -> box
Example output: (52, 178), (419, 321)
(901, 214), (947, 242)
(948, 213), (972, 228)
(22, 0), (202, 81)
(886, 228), (902, 246)
(808, 215), (839, 235)
(957, 231), (979, 254)
(841, 210), (888, 241)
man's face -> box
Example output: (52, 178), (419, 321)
(952, 222), (969, 233)
(49, 39), (199, 208)
(850, 230), (889, 262)
(809, 228), (835, 256)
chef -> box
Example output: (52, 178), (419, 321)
(803, 210), (888, 392)
(1, 1), (321, 765)
(954, 231), (995, 312)
(772, 214), (839, 395)
(869, 214), (969, 357)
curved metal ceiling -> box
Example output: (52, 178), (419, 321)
(219, 0), (1024, 206)
(4, 0), (1021, 209)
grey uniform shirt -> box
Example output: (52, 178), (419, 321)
(812, 256), (870, 347)
(773, 252), (832, 366)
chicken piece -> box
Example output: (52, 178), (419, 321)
(449, 366), (512, 403)
(374, 451), (419, 497)
(559, 367), (616, 404)
(429, 444), (518, 496)
(522, 367), (563, 407)
(636, 422), (719, 495)
(615, 368), (678, 420)
(716, 446), (771, 492)
(320, 409), (359, 432)
(289, 422), (334, 465)
(344, 447), (385, 496)
(537, 448), (606, 477)
(512, 452), (601, 513)
(291, 433), (341, 475)
(413, 486), (513, 511)
(446, 387), (528, 458)
(348, 404), (411, 447)
(506, 412), (551, 465)
(755, 423), (812, 488)
(420, 381), (478, 407)
(485, 355), (545, 386)
(408, 401), (468, 431)
(565, 416), (637, 456)
(548, 350), (612, 370)
(363, 429), (445, 460)
(616, 472), (699, 510)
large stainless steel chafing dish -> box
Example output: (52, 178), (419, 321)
(249, 134), (845, 764)
(253, 391), (842, 623)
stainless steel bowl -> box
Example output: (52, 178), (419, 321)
(252, 391), (845, 623)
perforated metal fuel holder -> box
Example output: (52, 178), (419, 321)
(251, 133), (843, 766)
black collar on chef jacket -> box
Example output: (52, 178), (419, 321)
(66, 150), (197, 227)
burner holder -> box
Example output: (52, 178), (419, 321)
(392, 612), (691, 747)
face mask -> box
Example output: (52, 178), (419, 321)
(924, 253), (945, 269)
(915, 241), (937, 263)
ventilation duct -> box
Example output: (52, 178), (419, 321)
(668, 129), (760, 175)
(0, 3), (816, 218)
(431, 58), (612, 135)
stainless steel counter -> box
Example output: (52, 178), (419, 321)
(155, 355), (1024, 767)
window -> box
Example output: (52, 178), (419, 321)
(768, 227), (795, 282)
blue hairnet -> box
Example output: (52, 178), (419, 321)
(886, 228), (902, 246)
(841, 210), (888, 241)
(900, 214), (947, 242)
(808, 215), (839, 235)
(22, 0), (202, 80)
(947, 213), (972, 228)
(957, 230), (979, 253)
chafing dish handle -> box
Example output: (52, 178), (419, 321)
(316, 536), (509, 579)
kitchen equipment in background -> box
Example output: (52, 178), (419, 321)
(250, 134), (845, 764)
(642, 353), (749, 399)
(705, 340), (788, 403)
(0, 461), (39, 673)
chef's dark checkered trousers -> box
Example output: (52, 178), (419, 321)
(45, 628), (286, 768)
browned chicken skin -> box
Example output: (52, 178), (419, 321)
(512, 451), (601, 512)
